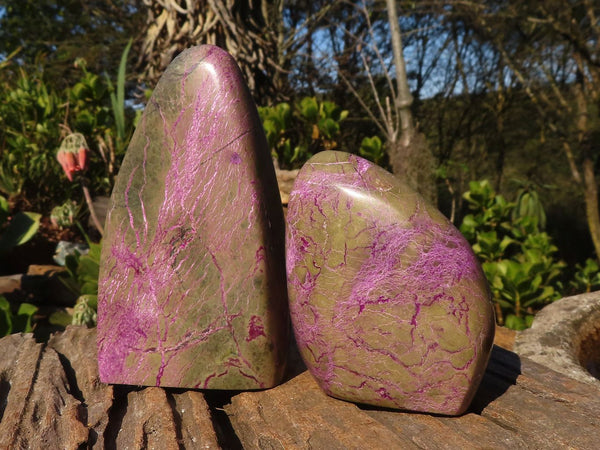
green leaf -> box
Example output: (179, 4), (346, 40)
(74, 109), (96, 133)
(359, 136), (385, 165)
(0, 211), (41, 251)
(80, 281), (98, 295)
(0, 296), (13, 336)
(70, 82), (87, 101)
(496, 298), (514, 309)
(0, 195), (9, 223)
(525, 315), (535, 327)
(64, 253), (81, 277)
(263, 119), (278, 139)
(275, 102), (291, 126)
(459, 214), (478, 238)
(505, 314), (528, 331)
(14, 302), (38, 333)
(78, 256), (100, 279)
(49, 310), (73, 327)
(107, 38), (132, 141)
(299, 97), (318, 122)
(318, 117), (339, 139)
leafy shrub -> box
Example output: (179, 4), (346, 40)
(0, 194), (41, 337)
(0, 42), (133, 219)
(0, 194), (40, 252)
(0, 65), (72, 207)
(53, 239), (101, 327)
(570, 258), (600, 293)
(0, 295), (37, 337)
(359, 136), (386, 166)
(460, 180), (565, 330)
(259, 96), (349, 169)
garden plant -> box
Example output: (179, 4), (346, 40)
(0, 2), (599, 340)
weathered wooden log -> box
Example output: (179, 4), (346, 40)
(0, 331), (88, 449)
(0, 264), (76, 307)
(226, 344), (600, 449)
(1, 325), (598, 449)
(0, 326), (220, 449)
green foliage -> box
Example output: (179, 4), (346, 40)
(298, 97), (349, 140)
(0, 295), (38, 337)
(106, 39), (133, 145)
(512, 185), (547, 230)
(504, 314), (534, 331)
(570, 259), (600, 293)
(61, 240), (101, 297)
(69, 66), (111, 136)
(56, 239), (101, 327)
(0, 65), (69, 205)
(0, 195), (40, 252)
(259, 97), (349, 169)
(50, 201), (79, 228)
(0, 43), (134, 218)
(460, 180), (565, 329)
(359, 136), (386, 166)
(72, 294), (98, 328)
(259, 102), (306, 166)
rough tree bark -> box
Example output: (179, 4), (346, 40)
(137, 0), (284, 101)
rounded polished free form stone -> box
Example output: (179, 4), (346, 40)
(97, 45), (288, 389)
(286, 151), (495, 414)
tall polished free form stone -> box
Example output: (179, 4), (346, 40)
(286, 151), (495, 415)
(97, 45), (288, 389)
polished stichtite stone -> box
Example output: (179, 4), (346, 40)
(286, 151), (495, 415)
(97, 45), (289, 389)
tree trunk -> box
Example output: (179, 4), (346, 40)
(573, 77), (600, 260)
(583, 157), (600, 259)
(385, 0), (436, 203)
(138, 0), (283, 102)
(386, 0), (414, 146)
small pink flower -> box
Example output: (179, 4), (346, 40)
(57, 149), (77, 181)
(77, 147), (89, 171)
(56, 147), (89, 181)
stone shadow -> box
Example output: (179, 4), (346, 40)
(468, 345), (521, 414)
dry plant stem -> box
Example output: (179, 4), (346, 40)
(82, 180), (104, 236)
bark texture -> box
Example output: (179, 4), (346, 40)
(138, 0), (282, 101)
(1, 325), (598, 449)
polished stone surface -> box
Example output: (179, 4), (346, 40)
(286, 151), (495, 414)
(97, 45), (288, 389)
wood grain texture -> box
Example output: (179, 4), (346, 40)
(226, 345), (600, 450)
(0, 327), (220, 449)
(0, 326), (597, 449)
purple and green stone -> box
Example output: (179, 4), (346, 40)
(97, 45), (289, 389)
(285, 151), (495, 415)
(97, 44), (494, 413)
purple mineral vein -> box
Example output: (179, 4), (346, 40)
(286, 151), (495, 414)
(98, 45), (287, 389)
